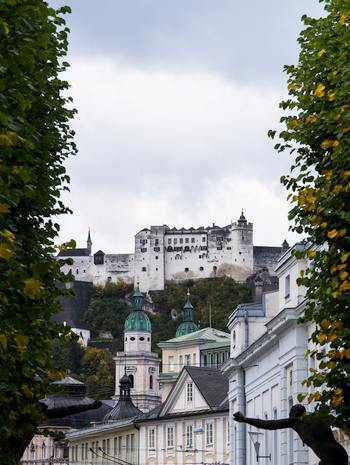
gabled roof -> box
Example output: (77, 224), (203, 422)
(160, 327), (230, 345)
(57, 248), (90, 257)
(184, 366), (228, 408)
(158, 366), (229, 418)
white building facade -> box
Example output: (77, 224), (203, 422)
(225, 244), (350, 465)
(58, 213), (287, 292)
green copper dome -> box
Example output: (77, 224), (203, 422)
(175, 291), (198, 337)
(124, 286), (151, 333)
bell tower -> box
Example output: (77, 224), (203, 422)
(113, 285), (161, 412)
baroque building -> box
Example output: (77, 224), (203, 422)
(113, 286), (161, 412)
(58, 213), (289, 292)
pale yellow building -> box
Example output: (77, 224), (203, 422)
(137, 366), (230, 465)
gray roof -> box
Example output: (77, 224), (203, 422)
(233, 302), (265, 317)
(184, 366), (228, 408)
(57, 248), (90, 257)
(104, 398), (141, 422)
(161, 327), (230, 344)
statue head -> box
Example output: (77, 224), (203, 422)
(289, 404), (306, 418)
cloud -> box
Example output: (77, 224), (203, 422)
(58, 58), (299, 252)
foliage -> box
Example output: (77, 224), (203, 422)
(78, 347), (115, 400)
(151, 278), (252, 349)
(270, 0), (350, 430)
(50, 340), (115, 400)
(0, 1), (75, 462)
(83, 281), (133, 343)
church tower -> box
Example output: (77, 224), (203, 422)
(87, 229), (92, 255)
(113, 285), (161, 412)
(175, 290), (198, 337)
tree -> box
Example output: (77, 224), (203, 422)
(0, 2), (76, 463)
(83, 281), (133, 344)
(79, 347), (115, 400)
(270, 0), (350, 430)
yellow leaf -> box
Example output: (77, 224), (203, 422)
(321, 140), (334, 149)
(288, 118), (299, 129)
(328, 92), (336, 101)
(14, 335), (28, 349)
(340, 281), (350, 292)
(0, 203), (10, 213)
(340, 271), (349, 281)
(339, 14), (346, 25)
(0, 334), (7, 350)
(317, 333), (327, 344)
(320, 319), (329, 329)
(327, 229), (338, 239)
(317, 49), (326, 57)
(288, 82), (301, 90)
(332, 320), (343, 329)
(305, 115), (317, 124)
(307, 250), (316, 258)
(314, 83), (325, 98)
(23, 278), (42, 299)
(21, 384), (33, 398)
(0, 243), (12, 260)
(328, 333), (337, 342)
(341, 252), (350, 263)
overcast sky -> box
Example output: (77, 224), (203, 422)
(54, 1), (324, 253)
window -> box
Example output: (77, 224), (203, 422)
(186, 425), (193, 448)
(30, 444), (36, 461)
(76, 268), (79, 275)
(184, 267), (189, 272)
(154, 247), (160, 252)
(139, 336), (144, 341)
(180, 238), (183, 244)
(142, 266), (147, 272)
(155, 239), (159, 246)
(149, 375), (153, 390)
(107, 276), (112, 282)
(273, 408), (278, 465)
(185, 354), (191, 365)
(206, 422), (213, 446)
(191, 238), (195, 243)
(118, 437), (122, 455)
(168, 238), (171, 244)
(179, 355), (183, 367)
(174, 238), (178, 244)
(285, 274), (291, 299)
(41, 443), (46, 460)
(227, 246), (231, 250)
(185, 237), (189, 243)
(167, 426), (174, 448)
(202, 236), (206, 242)
(85, 443), (88, 460)
(199, 266), (204, 271)
(130, 336), (135, 341)
(155, 255), (159, 259)
(128, 374), (134, 388)
(130, 434), (134, 453)
(193, 353), (196, 366)
(168, 356), (175, 372)
(148, 428), (155, 449)
(141, 247), (147, 252)
(187, 382), (193, 402)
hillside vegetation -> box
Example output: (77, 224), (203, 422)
(52, 277), (253, 398)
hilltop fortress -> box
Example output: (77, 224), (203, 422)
(58, 212), (289, 292)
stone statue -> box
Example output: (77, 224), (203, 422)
(233, 404), (348, 465)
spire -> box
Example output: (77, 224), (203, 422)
(175, 289), (199, 337)
(238, 209), (247, 224)
(124, 284), (152, 333)
(87, 228), (92, 254)
(103, 374), (141, 422)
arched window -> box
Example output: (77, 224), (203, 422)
(41, 443), (46, 460)
(30, 444), (35, 461)
(128, 374), (134, 388)
(149, 375), (153, 390)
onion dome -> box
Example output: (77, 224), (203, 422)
(238, 209), (247, 224)
(175, 290), (199, 337)
(124, 285), (151, 333)
(104, 373), (141, 421)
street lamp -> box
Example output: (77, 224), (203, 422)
(248, 432), (271, 462)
